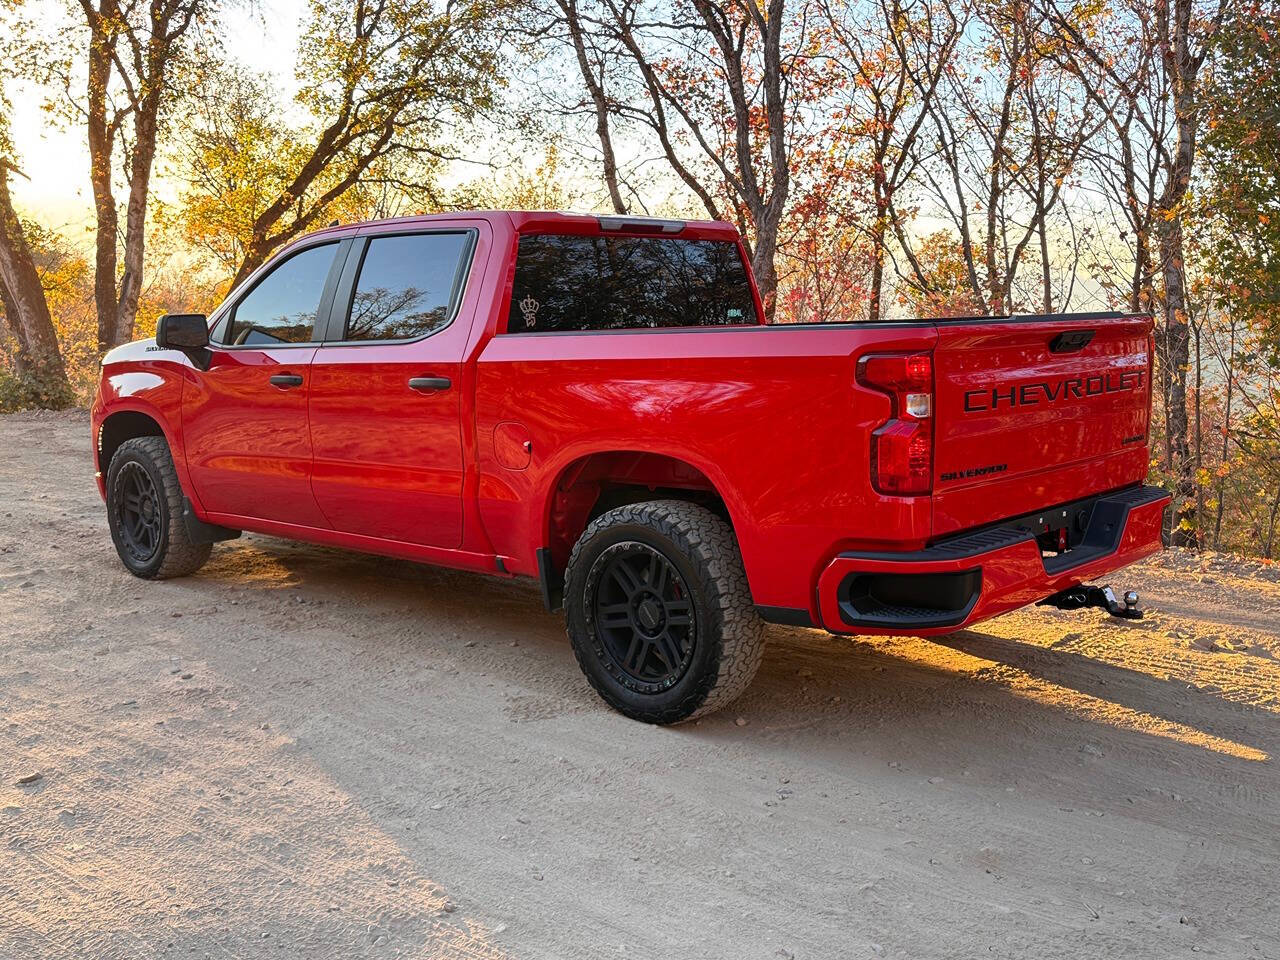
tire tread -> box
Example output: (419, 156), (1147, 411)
(109, 436), (212, 579)
(565, 499), (764, 723)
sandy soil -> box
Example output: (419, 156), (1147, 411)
(2, 409), (1278, 960)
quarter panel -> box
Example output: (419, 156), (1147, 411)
(475, 325), (938, 611)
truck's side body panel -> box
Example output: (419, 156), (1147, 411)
(181, 345), (327, 527)
(474, 324), (937, 611)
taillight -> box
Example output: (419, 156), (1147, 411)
(857, 351), (934, 495)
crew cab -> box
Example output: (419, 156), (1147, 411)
(92, 211), (1170, 723)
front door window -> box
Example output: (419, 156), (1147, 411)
(224, 243), (339, 346)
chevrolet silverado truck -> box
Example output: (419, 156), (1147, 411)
(92, 211), (1170, 723)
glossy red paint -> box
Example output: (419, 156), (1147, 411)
(92, 210), (1168, 633)
(181, 345), (328, 527)
(815, 497), (1169, 635)
(91, 355), (188, 499)
(930, 314), (1154, 535)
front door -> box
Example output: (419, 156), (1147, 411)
(308, 228), (477, 547)
(182, 240), (346, 528)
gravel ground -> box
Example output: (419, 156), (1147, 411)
(2, 409), (1279, 959)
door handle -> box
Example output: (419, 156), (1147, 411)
(408, 376), (452, 392)
(1049, 330), (1095, 353)
(269, 374), (304, 388)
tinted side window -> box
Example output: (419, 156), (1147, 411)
(225, 243), (338, 345)
(343, 232), (471, 341)
(505, 234), (756, 333)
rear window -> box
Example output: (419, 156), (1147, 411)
(343, 232), (472, 342)
(505, 234), (757, 333)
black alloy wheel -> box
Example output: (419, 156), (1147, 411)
(105, 435), (213, 579)
(564, 499), (765, 724)
(113, 460), (163, 565)
(587, 542), (696, 691)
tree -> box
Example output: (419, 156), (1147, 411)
(544, 0), (835, 319)
(0, 98), (74, 408)
(0, 0), (72, 407)
(0, 169), (74, 409)
(821, 0), (960, 320)
(1186, 2), (1279, 549)
(530, 0), (629, 213)
(1040, 0), (1229, 546)
(183, 0), (506, 291)
(1198, 2), (1280, 354)
(448, 143), (589, 211)
(904, 0), (1093, 316)
(170, 68), (412, 284)
(35, 0), (215, 353)
(895, 229), (984, 317)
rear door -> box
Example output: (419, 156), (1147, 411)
(183, 239), (345, 527)
(930, 314), (1153, 536)
(306, 226), (479, 548)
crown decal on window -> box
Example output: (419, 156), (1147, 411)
(519, 295), (540, 328)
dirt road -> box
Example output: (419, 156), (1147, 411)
(2, 410), (1278, 959)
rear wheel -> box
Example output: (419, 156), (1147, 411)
(106, 436), (212, 579)
(565, 500), (764, 723)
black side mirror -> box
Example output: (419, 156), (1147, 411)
(155, 313), (209, 350)
(155, 314), (212, 370)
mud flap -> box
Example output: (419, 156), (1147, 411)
(182, 498), (241, 545)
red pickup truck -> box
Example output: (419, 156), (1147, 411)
(92, 211), (1169, 723)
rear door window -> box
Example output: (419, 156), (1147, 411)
(342, 232), (473, 341)
(505, 234), (757, 333)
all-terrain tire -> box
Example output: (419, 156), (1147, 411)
(565, 499), (765, 724)
(106, 436), (212, 579)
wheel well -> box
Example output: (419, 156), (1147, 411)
(98, 411), (165, 473)
(546, 451), (732, 573)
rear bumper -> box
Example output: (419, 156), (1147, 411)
(816, 484), (1170, 636)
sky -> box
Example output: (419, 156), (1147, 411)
(8, 0), (307, 228)
(6, 0), (1121, 314)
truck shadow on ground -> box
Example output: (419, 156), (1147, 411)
(199, 535), (1279, 786)
(925, 627), (1276, 754)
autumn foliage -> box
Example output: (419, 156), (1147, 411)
(1, 0), (1278, 555)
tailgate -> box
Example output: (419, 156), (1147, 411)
(931, 314), (1153, 536)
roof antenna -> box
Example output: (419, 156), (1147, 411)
(328, 219), (340, 228)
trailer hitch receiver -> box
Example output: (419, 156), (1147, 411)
(1038, 584), (1142, 620)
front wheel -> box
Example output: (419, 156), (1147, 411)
(106, 436), (212, 579)
(564, 500), (764, 724)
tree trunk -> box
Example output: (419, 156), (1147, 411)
(230, 235), (279, 292)
(1130, 235), (1148, 313)
(1212, 319), (1234, 549)
(81, 0), (200, 352)
(868, 173), (887, 322)
(1266, 484), (1280, 560)
(751, 224), (780, 323)
(113, 100), (160, 346)
(1193, 317), (1204, 539)
(1158, 214), (1196, 547)
(85, 9), (119, 356)
(0, 166), (73, 408)
(560, 0), (626, 214)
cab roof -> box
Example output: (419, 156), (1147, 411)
(304, 210), (742, 244)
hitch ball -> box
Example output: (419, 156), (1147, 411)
(1038, 584), (1144, 619)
